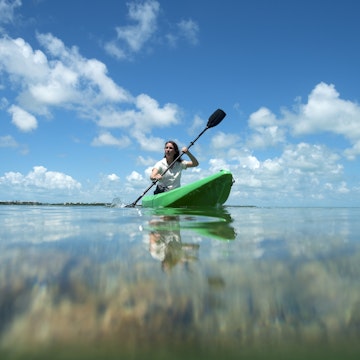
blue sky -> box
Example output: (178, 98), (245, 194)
(1, 0), (360, 206)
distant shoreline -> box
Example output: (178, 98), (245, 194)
(0, 201), (110, 206)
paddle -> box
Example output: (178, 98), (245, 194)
(126, 108), (226, 207)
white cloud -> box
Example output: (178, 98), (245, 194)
(344, 141), (360, 160)
(262, 158), (282, 174)
(247, 107), (286, 148)
(209, 158), (230, 172)
(97, 94), (180, 134)
(105, 0), (199, 58)
(240, 155), (261, 170)
(245, 83), (360, 159)
(0, 166), (81, 190)
(281, 142), (342, 175)
(0, 97), (9, 108)
(203, 135), (351, 206)
(166, 19), (199, 48)
(27, 61), (78, 106)
(96, 107), (137, 128)
(126, 171), (143, 182)
(211, 131), (240, 149)
(224, 141), (347, 205)
(105, 0), (160, 58)
(0, 0), (21, 25)
(137, 155), (156, 166)
(37, 33), (130, 103)
(91, 131), (131, 148)
(177, 19), (199, 45)
(0, 37), (48, 84)
(165, 33), (177, 47)
(132, 131), (165, 152)
(292, 83), (359, 135)
(188, 114), (204, 135)
(8, 104), (37, 132)
(0, 34), (131, 117)
(288, 82), (360, 159)
(135, 93), (179, 129)
(0, 31), (182, 148)
(107, 173), (120, 181)
(249, 107), (277, 128)
(104, 40), (126, 60)
(116, 0), (159, 52)
(0, 134), (18, 147)
(338, 181), (350, 194)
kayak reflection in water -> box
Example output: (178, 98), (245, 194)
(150, 141), (199, 195)
(148, 215), (199, 272)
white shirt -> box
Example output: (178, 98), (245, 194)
(153, 158), (187, 190)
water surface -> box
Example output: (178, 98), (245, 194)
(1, 205), (359, 359)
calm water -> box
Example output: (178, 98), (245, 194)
(1, 205), (360, 359)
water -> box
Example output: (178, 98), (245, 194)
(1, 205), (360, 359)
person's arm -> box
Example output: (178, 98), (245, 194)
(182, 147), (199, 168)
(150, 168), (162, 181)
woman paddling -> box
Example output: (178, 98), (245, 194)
(150, 140), (199, 194)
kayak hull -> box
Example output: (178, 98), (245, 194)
(142, 170), (233, 208)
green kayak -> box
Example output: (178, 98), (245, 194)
(142, 170), (234, 208)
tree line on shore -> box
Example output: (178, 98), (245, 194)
(0, 201), (109, 206)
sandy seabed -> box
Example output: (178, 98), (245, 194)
(1, 246), (360, 360)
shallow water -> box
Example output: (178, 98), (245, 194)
(1, 205), (360, 359)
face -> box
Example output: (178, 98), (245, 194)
(164, 142), (175, 157)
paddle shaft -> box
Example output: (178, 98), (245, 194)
(127, 126), (209, 207)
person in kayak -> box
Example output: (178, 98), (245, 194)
(150, 140), (199, 194)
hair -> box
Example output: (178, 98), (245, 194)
(164, 141), (181, 162)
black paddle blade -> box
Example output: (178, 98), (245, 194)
(207, 109), (226, 128)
